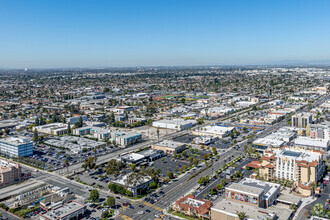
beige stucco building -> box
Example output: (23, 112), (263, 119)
(246, 147), (325, 196)
(151, 140), (186, 154)
(0, 159), (22, 186)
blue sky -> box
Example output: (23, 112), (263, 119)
(0, 0), (329, 68)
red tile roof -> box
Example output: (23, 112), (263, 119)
(246, 161), (262, 169)
(175, 194), (212, 215)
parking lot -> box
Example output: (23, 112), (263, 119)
(31, 142), (119, 172)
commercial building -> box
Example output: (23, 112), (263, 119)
(151, 140), (186, 154)
(66, 115), (87, 125)
(291, 113), (313, 128)
(39, 201), (86, 220)
(192, 125), (234, 138)
(172, 194), (212, 219)
(252, 138), (285, 153)
(210, 199), (292, 220)
(114, 131), (142, 146)
(33, 123), (69, 136)
(238, 178), (281, 208)
(294, 137), (329, 152)
(44, 136), (106, 154)
(152, 119), (196, 131)
(0, 179), (49, 207)
(306, 123), (330, 140)
(0, 136), (33, 157)
(225, 183), (264, 207)
(247, 148), (325, 196)
(0, 159), (22, 186)
(120, 149), (164, 164)
(193, 136), (218, 145)
(111, 174), (153, 197)
(73, 127), (142, 146)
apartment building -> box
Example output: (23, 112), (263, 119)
(33, 123), (69, 136)
(306, 123), (330, 140)
(66, 115), (87, 125)
(0, 136), (33, 157)
(247, 148), (325, 196)
(0, 159), (22, 186)
(291, 113), (312, 128)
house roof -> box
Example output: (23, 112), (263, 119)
(175, 194), (212, 215)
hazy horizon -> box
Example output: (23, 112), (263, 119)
(1, 0), (330, 68)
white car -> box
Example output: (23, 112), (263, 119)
(138, 211), (144, 215)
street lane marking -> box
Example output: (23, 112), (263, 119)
(142, 201), (163, 211)
(120, 214), (134, 220)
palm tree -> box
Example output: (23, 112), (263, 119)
(64, 159), (69, 174)
(237, 212), (248, 220)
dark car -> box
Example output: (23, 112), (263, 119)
(146, 209), (151, 213)
(129, 206), (134, 209)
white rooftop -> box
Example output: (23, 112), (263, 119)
(239, 178), (280, 201)
(0, 136), (32, 145)
(201, 126), (234, 134)
(294, 137), (329, 149)
(273, 148), (323, 162)
(253, 138), (285, 147)
(211, 199), (276, 220)
(226, 183), (264, 197)
(41, 201), (85, 219)
(155, 140), (185, 149)
(112, 173), (152, 188)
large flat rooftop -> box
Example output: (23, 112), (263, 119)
(0, 179), (47, 201)
(273, 148), (323, 162)
(211, 199), (276, 220)
(226, 182), (264, 197)
(239, 178), (280, 200)
(40, 201), (86, 219)
(154, 140), (185, 148)
(0, 136), (32, 146)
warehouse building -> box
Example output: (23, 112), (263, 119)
(152, 119), (197, 131)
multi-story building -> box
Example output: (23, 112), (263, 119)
(33, 123), (69, 136)
(306, 123), (330, 140)
(114, 131), (142, 146)
(291, 113), (312, 128)
(66, 115), (87, 125)
(247, 148), (325, 196)
(72, 126), (142, 146)
(0, 136), (33, 157)
(0, 159), (22, 186)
